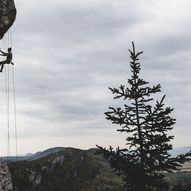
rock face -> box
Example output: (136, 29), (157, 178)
(0, 161), (12, 191)
(0, 0), (16, 39)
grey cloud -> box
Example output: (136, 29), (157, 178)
(1, 0), (191, 154)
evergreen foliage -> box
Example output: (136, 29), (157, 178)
(97, 42), (191, 191)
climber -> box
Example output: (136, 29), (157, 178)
(0, 47), (14, 72)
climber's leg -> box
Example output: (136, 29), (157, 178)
(0, 61), (6, 72)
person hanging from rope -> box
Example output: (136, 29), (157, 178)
(0, 47), (14, 72)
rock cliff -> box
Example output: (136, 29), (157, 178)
(0, 161), (12, 191)
(0, 0), (16, 39)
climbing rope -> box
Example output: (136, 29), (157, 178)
(8, 28), (18, 160)
(4, 63), (10, 160)
(10, 27), (18, 161)
(12, 64), (17, 160)
(0, 28), (18, 160)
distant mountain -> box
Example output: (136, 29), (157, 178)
(25, 147), (65, 160)
(171, 147), (191, 157)
(2, 147), (66, 162)
(3, 146), (191, 162)
(25, 153), (33, 157)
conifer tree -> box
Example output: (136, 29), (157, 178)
(97, 42), (191, 191)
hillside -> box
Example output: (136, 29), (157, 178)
(8, 147), (124, 191)
(7, 147), (191, 191)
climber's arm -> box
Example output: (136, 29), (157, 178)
(0, 50), (6, 56)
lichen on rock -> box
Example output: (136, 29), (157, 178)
(0, 0), (16, 39)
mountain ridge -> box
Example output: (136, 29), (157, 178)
(2, 146), (191, 162)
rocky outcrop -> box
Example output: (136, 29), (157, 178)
(0, 0), (16, 39)
(28, 170), (41, 186)
(0, 161), (12, 191)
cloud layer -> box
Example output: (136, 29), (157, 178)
(0, 0), (191, 154)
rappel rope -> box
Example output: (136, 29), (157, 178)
(1, 28), (18, 161)
(12, 63), (18, 160)
(4, 61), (10, 161)
(9, 28), (18, 161)
(9, 27), (18, 161)
(11, 28), (18, 161)
(0, 37), (6, 160)
(5, 32), (10, 160)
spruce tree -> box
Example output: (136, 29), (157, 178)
(97, 42), (191, 191)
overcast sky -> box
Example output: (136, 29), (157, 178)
(0, 0), (191, 155)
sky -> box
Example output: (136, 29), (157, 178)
(0, 0), (191, 155)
